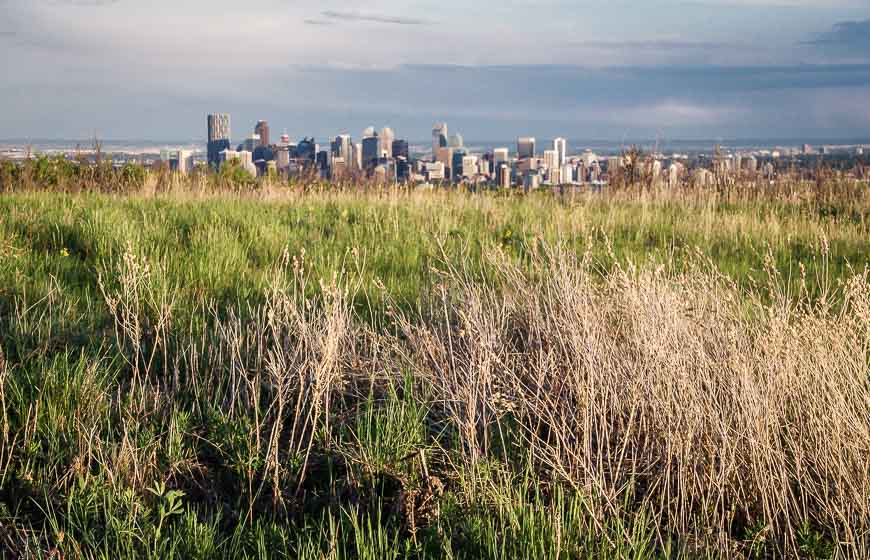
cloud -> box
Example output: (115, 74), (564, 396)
(614, 100), (744, 128)
(804, 19), (870, 53)
(48, 0), (121, 5)
(571, 40), (731, 50)
(320, 10), (430, 25)
(4, 62), (870, 140)
(304, 19), (333, 26)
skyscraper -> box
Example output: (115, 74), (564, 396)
(391, 139), (409, 160)
(362, 134), (380, 168)
(396, 157), (411, 182)
(254, 120), (270, 147)
(353, 143), (363, 170)
(451, 149), (468, 182)
(436, 147), (454, 176)
(493, 148), (509, 167)
(449, 134), (464, 149)
(242, 134), (260, 153)
(432, 123), (448, 157)
(207, 113), (231, 169)
(517, 137), (536, 160)
(295, 137), (317, 162)
(332, 134), (352, 162)
(543, 149), (559, 172)
(379, 127), (395, 158)
(554, 138), (567, 167)
(497, 164), (511, 189)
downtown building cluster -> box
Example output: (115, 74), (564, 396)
(196, 113), (868, 188)
(428, 125), (615, 189)
(206, 114), (414, 182)
(203, 113), (627, 188)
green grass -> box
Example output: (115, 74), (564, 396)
(0, 188), (867, 558)
(1, 190), (866, 321)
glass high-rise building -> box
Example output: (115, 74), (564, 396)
(207, 113), (231, 169)
(332, 134), (353, 162)
(362, 135), (380, 168)
(554, 137), (567, 167)
(432, 123), (448, 158)
(379, 127), (395, 158)
(254, 120), (270, 147)
(392, 139), (409, 160)
(517, 137), (536, 160)
(451, 149), (468, 182)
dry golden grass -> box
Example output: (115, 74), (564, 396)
(397, 245), (870, 556)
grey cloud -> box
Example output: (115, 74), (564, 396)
(320, 10), (429, 25)
(48, 0), (121, 5)
(804, 19), (870, 54)
(571, 40), (731, 50)
(304, 19), (334, 26)
(4, 63), (870, 141)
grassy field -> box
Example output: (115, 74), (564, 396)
(0, 185), (868, 558)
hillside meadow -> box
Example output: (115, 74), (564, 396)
(0, 183), (868, 559)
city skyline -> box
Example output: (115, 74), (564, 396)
(1, 1), (869, 140)
(198, 113), (863, 189)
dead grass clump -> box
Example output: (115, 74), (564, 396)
(399, 245), (870, 555)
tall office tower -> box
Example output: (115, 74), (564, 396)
(316, 150), (330, 173)
(517, 137), (536, 160)
(435, 147), (454, 175)
(275, 146), (290, 172)
(254, 120), (270, 146)
(451, 149), (468, 182)
(331, 134), (352, 162)
(208, 113), (231, 142)
(554, 137), (567, 166)
(207, 113), (231, 169)
(379, 127), (395, 158)
(396, 157), (410, 182)
(296, 137), (317, 162)
(449, 134), (464, 149)
(432, 123), (448, 157)
(543, 149), (559, 172)
(391, 139), (409, 160)
(353, 143), (363, 170)
(497, 164), (511, 189)
(362, 134), (380, 168)
(493, 148), (509, 166)
(242, 134), (261, 153)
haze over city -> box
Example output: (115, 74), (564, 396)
(2, 0), (870, 141)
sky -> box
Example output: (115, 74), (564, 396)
(1, 0), (870, 142)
